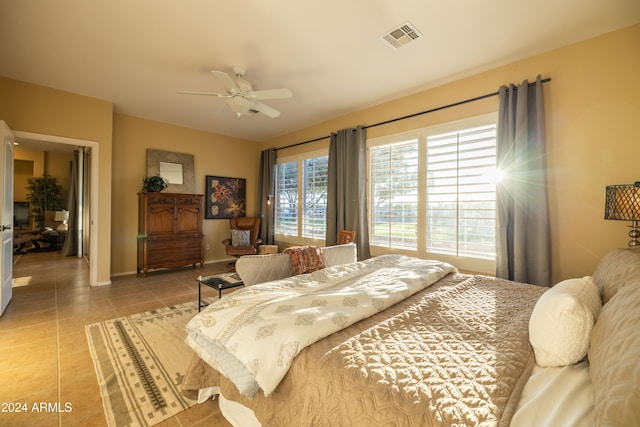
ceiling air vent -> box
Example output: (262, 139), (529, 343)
(381, 21), (423, 49)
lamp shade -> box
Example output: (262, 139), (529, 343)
(604, 183), (640, 221)
(54, 210), (69, 222)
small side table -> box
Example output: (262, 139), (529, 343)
(197, 274), (244, 312)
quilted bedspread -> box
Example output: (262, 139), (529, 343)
(183, 268), (546, 427)
(185, 254), (457, 397)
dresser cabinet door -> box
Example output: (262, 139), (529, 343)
(176, 196), (202, 234)
(148, 205), (176, 235)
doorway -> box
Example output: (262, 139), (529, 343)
(12, 131), (99, 286)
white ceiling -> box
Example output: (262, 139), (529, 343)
(1, 0), (639, 143)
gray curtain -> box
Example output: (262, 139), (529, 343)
(61, 151), (78, 256)
(496, 75), (551, 286)
(258, 149), (276, 245)
(326, 126), (370, 260)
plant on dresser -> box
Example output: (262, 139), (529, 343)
(137, 192), (204, 275)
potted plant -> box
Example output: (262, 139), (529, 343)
(26, 174), (64, 229)
(142, 175), (168, 193)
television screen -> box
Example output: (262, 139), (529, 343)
(14, 202), (30, 228)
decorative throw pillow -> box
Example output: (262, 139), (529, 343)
(283, 245), (326, 275)
(529, 276), (602, 367)
(231, 229), (251, 247)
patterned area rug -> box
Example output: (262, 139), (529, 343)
(86, 301), (207, 427)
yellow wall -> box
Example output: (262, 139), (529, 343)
(111, 114), (259, 274)
(13, 160), (33, 202)
(13, 147), (44, 202)
(13, 148), (44, 180)
(44, 151), (74, 201)
(262, 24), (640, 284)
(0, 77), (114, 285)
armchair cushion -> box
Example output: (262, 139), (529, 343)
(231, 229), (251, 247)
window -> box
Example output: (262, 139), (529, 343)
(302, 157), (328, 239)
(368, 114), (498, 268)
(275, 152), (328, 242)
(369, 139), (419, 249)
(275, 161), (298, 236)
(426, 124), (497, 259)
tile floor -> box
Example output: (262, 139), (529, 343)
(0, 250), (233, 426)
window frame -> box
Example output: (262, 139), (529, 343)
(367, 113), (498, 274)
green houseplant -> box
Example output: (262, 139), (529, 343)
(26, 174), (64, 229)
(142, 175), (168, 193)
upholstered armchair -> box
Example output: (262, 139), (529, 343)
(222, 217), (262, 258)
(338, 229), (355, 245)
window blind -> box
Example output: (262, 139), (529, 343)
(275, 161), (298, 236)
(369, 139), (419, 249)
(302, 156), (328, 238)
(426, 124), (497, 259)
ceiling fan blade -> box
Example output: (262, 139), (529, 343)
(251, 102), (281, 118)
(248, 88), (293, 100)
(211, 70), (240, 95)
(177, 90), (230, 97)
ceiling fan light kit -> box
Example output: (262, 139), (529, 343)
(178, 67), (292, 118)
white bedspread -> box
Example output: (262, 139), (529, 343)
(185, 254), (456, 398)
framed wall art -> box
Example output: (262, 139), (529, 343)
(205, 176), (246, 219)
(146, 149), (196, 193)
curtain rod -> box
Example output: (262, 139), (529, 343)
(274, 77), (551, 151)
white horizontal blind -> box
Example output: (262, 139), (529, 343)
(426, 124), (497, 259)
(302, 156), (328, 238)
(275, 161), (298, 236)
(369, 139), (419, 249)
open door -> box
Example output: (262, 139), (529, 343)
(1, 121), (14, 316)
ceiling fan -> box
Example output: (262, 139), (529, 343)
(178, 66), (292, 118)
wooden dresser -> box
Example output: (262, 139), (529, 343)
(137, 192), (204, 275)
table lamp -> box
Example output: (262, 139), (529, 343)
(604, 182), (640, 247)
(54, 210), (69, 232)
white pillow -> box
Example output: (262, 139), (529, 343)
(529, 276), (602, 367)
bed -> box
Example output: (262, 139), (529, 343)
(182, 244), (640, 426)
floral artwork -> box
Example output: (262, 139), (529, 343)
(205, 176), (246, 219)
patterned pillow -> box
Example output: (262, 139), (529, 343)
(231, 229), (251, 247)
(283, 246), (326, 275)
